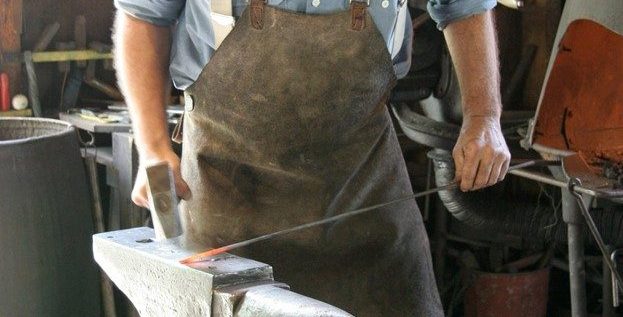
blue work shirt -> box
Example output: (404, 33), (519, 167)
(115, 0), (496, 90)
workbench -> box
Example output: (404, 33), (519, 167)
(60, 112), (150, 231)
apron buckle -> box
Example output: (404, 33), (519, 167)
(171, 112), (184, 144)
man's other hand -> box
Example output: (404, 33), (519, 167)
(452, 115), (510, 192)
(131, 150), (191, 208)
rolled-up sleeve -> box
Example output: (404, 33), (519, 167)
(114, 0), (186, 26)
(427, 0), (496, 30)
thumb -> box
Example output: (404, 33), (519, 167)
(175, 177), (191, 200)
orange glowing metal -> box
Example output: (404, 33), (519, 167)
(180, 246), (230, 264)
(180, 160), (537, 265)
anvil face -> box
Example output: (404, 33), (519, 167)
(93, 227), (353, 317)
(93, 227), (273, 316)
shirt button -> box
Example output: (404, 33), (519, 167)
(312, 0), (320, 7)
(381, 0), (389, 8)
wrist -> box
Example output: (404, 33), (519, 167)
(462, 113), (502, 129)
(464, 113), (501, 121)
(137, 139), (174, 163)
(462, 99), (502, 121)
(462, 93), (502, 121)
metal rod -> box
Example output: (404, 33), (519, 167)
(181, 160), (537, 264)
(181, 183), (457, 263)
(85, 156), (117, 317)
(423, 158), (433, 221)
(604, 245), (615, 317)
(612, 250), (621, 308)
(509, 169), (611, 197)
(551, 258), (603, 286)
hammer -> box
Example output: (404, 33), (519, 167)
(145, 163), (182, 240)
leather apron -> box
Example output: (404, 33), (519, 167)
(179, 1), (443, 315)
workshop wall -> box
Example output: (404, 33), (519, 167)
(27, 0), (115, 114)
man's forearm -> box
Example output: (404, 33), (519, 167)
(113, 12), (173, 160)
(443, 10), (501, 119)
(443, 10), (510, 191)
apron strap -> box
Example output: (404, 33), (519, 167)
(249, 0), (370, 31)
(350, 0), (368, 31)
(250, 0), (266, 29)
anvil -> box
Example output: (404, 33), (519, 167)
(93, 164), (351, 316)
(93, 227), (352, 316)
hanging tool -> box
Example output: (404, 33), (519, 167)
(33, 22), (61, 52)
(181, 160), (538, 264)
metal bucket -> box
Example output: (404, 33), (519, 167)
(464, 267), (550, 317)
(0, 118), (100, 316)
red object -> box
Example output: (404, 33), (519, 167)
(464, 267), (550, 317)
(533, 20), (623, 163)
(0, 73), (10, 112)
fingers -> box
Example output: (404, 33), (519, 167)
(453, 115), (511, 191)
(170, 159), (192, 200)
(452, 148), (465, 183)
(131, 170), (150, 208)
(131, 153), (192, 208)
(487, 154), (504, 186)
(459, 142), (481, 191)
(473, 149), (494, 190)
(454, 142), (511, 192)
(174, 174), (192, 200)
(498, 154), (511, 181)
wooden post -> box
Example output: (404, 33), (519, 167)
(0, 0), (22, 98)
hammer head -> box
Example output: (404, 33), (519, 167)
(146, 163), (182, 240)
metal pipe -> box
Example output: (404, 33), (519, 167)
(551, 258), (603, 285)
(568, 223), (588, 317)
(563, 189), (588, 317)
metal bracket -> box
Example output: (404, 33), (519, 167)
(568, 178), (623, 293)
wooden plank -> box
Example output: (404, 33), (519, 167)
(32, 50), (113, 63)
(59, 112), (132, 133)
(0, 0), (22, 97)
(0, 108), (31, 117)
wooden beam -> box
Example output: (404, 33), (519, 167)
(0, 0), (23, 98)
